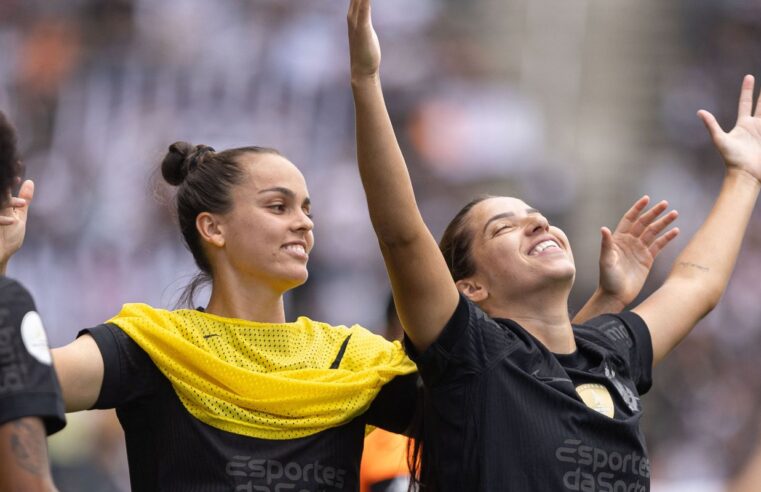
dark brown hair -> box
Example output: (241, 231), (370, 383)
(0, 112), (21, 207)
(407, 195), (492, 491)
(160, 141), (281, 305)
(438, 195), (493, 281)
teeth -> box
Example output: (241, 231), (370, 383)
(284, 244), (306, 255)
(529, 240), (559, 256)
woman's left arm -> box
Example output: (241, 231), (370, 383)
(634, 75), (761, 366)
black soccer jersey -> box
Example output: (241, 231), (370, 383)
(81, 323), (418, 492)
(0, 276), (65, 435)
(405, 294), (653, 492)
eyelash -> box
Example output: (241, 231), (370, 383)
(269, 204), (313, 219)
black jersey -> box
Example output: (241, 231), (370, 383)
(81, 323), (417, 492)
(0, 277), (65, 435)
(405, 294), (653, 492)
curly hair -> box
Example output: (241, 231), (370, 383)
(0, 111), (21, 207)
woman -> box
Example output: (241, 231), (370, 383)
(347, 0), (761, 490)
(6, 65), (670, 492)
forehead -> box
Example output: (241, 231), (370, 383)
(239, 153), (308, 195)
(470, 196), (533, 223)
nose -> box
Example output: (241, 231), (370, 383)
(524, 214), (549, 236)
(293, 209), (314, 232)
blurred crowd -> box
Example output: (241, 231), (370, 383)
(0, 0), (760, 490)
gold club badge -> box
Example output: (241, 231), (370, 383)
(576, 383), (614, 418)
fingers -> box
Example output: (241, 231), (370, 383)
(640, 210), (679, 245)
(628, 200), (670, 237)
(600, 226), (614, 251)
(738, 74), (755, 119)
(0, 216), (17, 226)
(697, 110), (725, 142)
(649, 227), (680, 258)
(348, 0), (370, 27)
(615, 195), (650, 234)
(18, 180), (34, 202)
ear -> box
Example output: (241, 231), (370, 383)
(196, 212), (225, 248)
(456, 277), (489, 303)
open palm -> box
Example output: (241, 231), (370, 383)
(699, 75), (761, 182)
(598, 196), (679, 306)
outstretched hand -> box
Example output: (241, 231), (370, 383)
(348, 0), (380, 79)
(598, 196), (679, 306)
(0, 179), (34, 274)
(699, 75), (761, 183)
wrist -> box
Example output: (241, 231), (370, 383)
(725, 166), (761, 189)
(592, 287), (628, 312)
(350, 71), (380, 87)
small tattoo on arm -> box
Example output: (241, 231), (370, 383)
(679, 261), (710, 272)
(9, 419), (49, 477)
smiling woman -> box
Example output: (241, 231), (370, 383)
(347, 0), (761, 489)
(37, 141), (419, 491)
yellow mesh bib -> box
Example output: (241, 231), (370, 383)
(108, 304), (416, 440)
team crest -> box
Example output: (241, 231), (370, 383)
(576, 383), (614, 418)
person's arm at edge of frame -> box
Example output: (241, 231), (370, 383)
(0, 418), (58, 492)
(0, 180), (104, 412)
(348, 0), (460, 354)
(573, 196), (680, 324)
(633, 74), (761, 366)
(0, 182), (57, 492)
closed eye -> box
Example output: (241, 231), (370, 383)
(493, 224), (513, 236)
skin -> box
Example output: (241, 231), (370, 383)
(0, 181), (56, 491)
(348, 0), (759, 366)
(51, 152), (314, 411)
(0, 418), (57, 492)
(348, 0), (682, 355)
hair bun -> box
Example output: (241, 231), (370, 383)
(161, 141), (215, 186)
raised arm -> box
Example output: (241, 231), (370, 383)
(348, 0), (459, 352)
(633, 75), (761, 366)
(573, 196), (679, 323)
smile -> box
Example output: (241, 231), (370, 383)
(528, 239), (561, 256)
(282, 243), (308, 258)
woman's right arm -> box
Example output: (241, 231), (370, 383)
(348, 0), (459, 353)
(51, 335), (104, 412)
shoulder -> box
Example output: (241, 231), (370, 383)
(574, 312), (650, 351)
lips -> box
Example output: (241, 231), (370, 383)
(527, 237), (562, 256)
(282, 241), (309, 259)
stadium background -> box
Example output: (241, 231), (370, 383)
(1, 0), (760, 490)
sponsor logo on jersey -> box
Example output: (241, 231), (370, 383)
(604, 363), (639, 413)
(555, 438), (650, 491)
(226, 456), (347, 491)
(576, 383), (614, 418)
(0, 308), (24, 394)
(20, 311), (52, 365)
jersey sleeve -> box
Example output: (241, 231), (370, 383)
(365, 372), (419, 434)
(403, 293), (516, 387)
(0, 277), (66, 435)
(77, 323), (161, 409)
(578, 311), (653, 394)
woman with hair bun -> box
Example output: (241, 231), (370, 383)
(45, 143), (420, 491)
(7, 90), (671, 492)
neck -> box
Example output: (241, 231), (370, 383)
(481, 283), (576, 354)
(205, 270), (287, 323)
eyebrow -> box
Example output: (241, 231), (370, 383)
(258, 187), (311, 206)
(482, 208), (539, 234)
